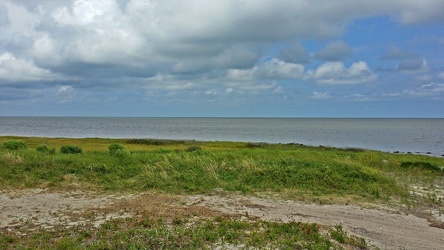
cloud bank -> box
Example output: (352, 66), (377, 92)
(0, 0), (443, 116)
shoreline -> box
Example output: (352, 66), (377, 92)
(1, 117), (443, 157)
(1, 135), (443, 158)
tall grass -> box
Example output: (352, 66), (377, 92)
(1, 136), (443, 203)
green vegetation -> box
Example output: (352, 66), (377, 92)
(1, 136), (443, 249)
(185, 145), (202, 152)
(60, 145), (83, 154)
(108, 143), (124, 154)
(0, 136), (443, 201)
(0, 216), (367, 249)
(35, 144), (56, 154)
(329, 224), (366, 248)
(3, 140), (27, 150)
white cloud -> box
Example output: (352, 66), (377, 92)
(2, 0), (442, 75)
(411, 83), (444, 97)
(0, 0), (442, 107)
(256, 59), (305, 79)
(351, 94), (368, 99)
(225, 88), (234, 94)
(308, 61), (377, 84)
(232, 81), (280, 95)
(315, 40), (352, 61)
(226, 68), (255, 82)
(1, 1), (40, 38)
(56, 85), (75, 103)
(145, 73), (198, 91)
(384, 83), (444, 98)
(311, 91), (330, 100)
(227, 59), (304, 81)
(4, 0), (441, 71)
(419, 83), (444, 92)
(51, 0), (118, 25)
(0, 52), (62, 82)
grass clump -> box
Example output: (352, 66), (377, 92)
(108, 143), (124, 154)
(185, 145), (202, 152)
(35, 144), (55, 154)
(126, 138), (189, 145)
(329, 224), (366, 248)
(60, 145), (83, 154)
(245, 142), (266, 148)
(3, 140), (27, 150)
(400, 161), (443, 172)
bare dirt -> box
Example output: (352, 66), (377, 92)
(1, 189), (443, 249)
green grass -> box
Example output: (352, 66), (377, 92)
(0, 215), (367, 249)
(1, 136), (443, 249)
(1, 136), (443, 202)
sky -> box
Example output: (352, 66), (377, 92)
(0, 0), (444, 118)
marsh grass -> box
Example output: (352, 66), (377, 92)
(0, 136), (442, 202)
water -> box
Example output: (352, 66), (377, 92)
(0, 117), (443, 156)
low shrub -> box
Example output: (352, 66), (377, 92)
(245, 143), (265, 148)
(60, 145), (83, 154)
(114, 149), (132, 158)
(108, 143), (125, 155)
(36, 144), (56, 154)
(126, 138), (189, 145)
(3, 140), (27, 150)
(401, 161), (443, 172)
(186, 146), (202, 152)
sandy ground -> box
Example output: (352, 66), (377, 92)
(1, 189), (443, 249)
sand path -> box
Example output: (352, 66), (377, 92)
(189, 195), (444, 250)
(1, 189), (443, 249)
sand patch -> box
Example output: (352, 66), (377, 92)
(1, 189), (443, 249)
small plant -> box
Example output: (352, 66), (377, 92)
(108, 143), (125, 155)
(114, 149), (132, 158)
(329, 224), (367, 248)
(329, 224), (347, 243)
(60, 145), (83, 154)
(3, 140), (27, 150)
(2, 152), (23, 165)
(245, 142), (264, 148)
(36, 144), (55, 154)
(186, 146), (202, 152)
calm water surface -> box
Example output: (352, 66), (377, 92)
(0, 117), (443, 156)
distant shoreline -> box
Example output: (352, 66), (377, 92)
(1, 135), (442, 158)
(1, 117), (443, 157)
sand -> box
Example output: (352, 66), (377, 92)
(1, 189), (443, 249)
